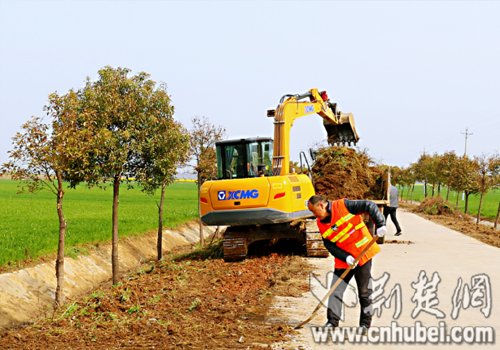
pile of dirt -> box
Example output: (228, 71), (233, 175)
(0, 242), (311, 349)
(311, 146), (388, 200)
(414, 197), (456, 216)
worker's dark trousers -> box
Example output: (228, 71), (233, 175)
(384, 206), (402, 233)
(327, 260), (373, 328)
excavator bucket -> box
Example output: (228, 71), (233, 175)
(323, 112), (360, 146)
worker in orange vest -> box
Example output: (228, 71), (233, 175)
(308, 195), (386, 335)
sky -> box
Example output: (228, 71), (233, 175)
(0, 0), (499, 168)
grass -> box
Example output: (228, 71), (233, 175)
(0, 179), (198, 267)
(398, 184), (500, 219)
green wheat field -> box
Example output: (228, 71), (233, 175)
(0, 179), (198, 267)
(398, 184), (499, 219)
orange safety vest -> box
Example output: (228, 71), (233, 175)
(317, 199), (380, 269)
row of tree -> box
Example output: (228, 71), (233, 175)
(391, 151), (500, 222)
(1, 66), (225, 306)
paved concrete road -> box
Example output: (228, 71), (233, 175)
(270, 209), (499, 349)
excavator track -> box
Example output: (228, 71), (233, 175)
(222, 221), (330, 261)
(304, 220), (330, 258)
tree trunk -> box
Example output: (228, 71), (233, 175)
(476, 192), (485, 224)
(455, 191), (459, 209)
(437, 183), (441, 197)
(431, 182), (435, 197)
(424, 180), (428, 198)
(494, 202), (500, 229)
(446, 186), (450, 201)
(157, 181), (166, 260)
(464, 191), (470, 214)
(198, 172), (204, 246)
(112, 175), (120, 285)
(54, 173), (66, 307)
(410, 183), (415, 201)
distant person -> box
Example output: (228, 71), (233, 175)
(384, 185), (402, 236)
(308, 195), (386, 335)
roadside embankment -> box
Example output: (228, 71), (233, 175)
(0, 223), (219, 329)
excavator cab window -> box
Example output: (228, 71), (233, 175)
(246, 140), (273, 177)
(216, 143), (246, 179)
(216, 138), (273, 179)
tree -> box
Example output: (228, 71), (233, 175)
(136, 112), (190, 260)
(413, 153), (433, 198)
(73, 66), (176, 284)
(399, 165), (417, 201)
(389, 166), (402, 186)
(396, 167), (411, 200)
(189, 116), (225, 246)
(1, 93), (81, 307)
(474, 154), (500, 224)
(427, 153), (441, 197)
(449, 156), (480, 214)
(438, 151), (458, 201)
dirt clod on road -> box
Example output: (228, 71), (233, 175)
(0, 242), (312, 349)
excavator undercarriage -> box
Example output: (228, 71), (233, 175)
(222, 220), (329, 262)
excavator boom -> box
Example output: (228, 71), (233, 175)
(269, 88), (359, 176)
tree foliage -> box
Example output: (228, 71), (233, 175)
(413, 153), (433, 197)
(189, 116), (225, 246)
(474, 154), (500, 223)
(135, 105), (190, 260)
(190, 116), (225, 183)
(448, 156), (480, 213)
(438, 151), (458, 200)
(1, 95), (83, 306)
(65, 66), (187, 282)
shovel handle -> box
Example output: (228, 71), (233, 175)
(294, 236), (378, 329)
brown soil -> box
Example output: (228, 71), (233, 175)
(402, 201), (500, 248)
(311, 146), (387, 200)
(0, 242), (312, 349)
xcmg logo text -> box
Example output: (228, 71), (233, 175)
(217, 189), (259, 200)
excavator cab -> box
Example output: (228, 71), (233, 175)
(216, 137), (273, 179)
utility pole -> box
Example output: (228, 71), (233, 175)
(461, 128), (473, 156)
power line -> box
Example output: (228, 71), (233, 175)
(461, 128), (473, 156)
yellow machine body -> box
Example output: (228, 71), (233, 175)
(200, 88), (359, 228)
(200, 174), (315, 226)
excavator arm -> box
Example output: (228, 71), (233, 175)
(267, 88), (359, 176)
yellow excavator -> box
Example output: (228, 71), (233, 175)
(200, 88), (360, 261)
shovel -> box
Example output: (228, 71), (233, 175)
(294, 236), (378, 329)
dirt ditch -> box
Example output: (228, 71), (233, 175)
(0, 223), (219, 330)
(0, 243), (312, 349)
